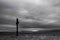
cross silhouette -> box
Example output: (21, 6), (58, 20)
(16, 18), (19, 36)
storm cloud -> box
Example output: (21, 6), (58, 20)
(0, 0), (60, 30)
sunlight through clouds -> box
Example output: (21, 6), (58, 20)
(22, 0), (50, 6)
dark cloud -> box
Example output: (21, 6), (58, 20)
(0, 0), (60, 30)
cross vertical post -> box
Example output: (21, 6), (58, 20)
(16, 18), (19, 36)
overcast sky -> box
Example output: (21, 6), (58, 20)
(0, 0), (60, 31)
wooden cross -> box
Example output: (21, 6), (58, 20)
(16, 18), (19, 36)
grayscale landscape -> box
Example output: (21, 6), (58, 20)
(0, 0), (60, 40)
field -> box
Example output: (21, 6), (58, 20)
(0, 30), (60, 40)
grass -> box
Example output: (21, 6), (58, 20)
(0, 30), (60, 40)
